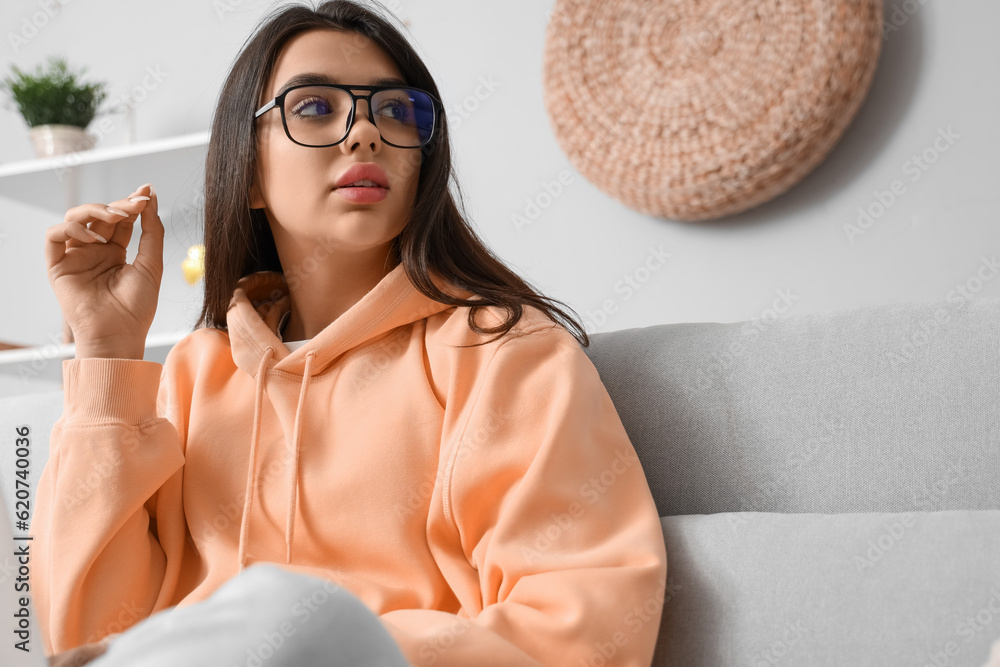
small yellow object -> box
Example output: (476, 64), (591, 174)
(182, 244), (205, 285)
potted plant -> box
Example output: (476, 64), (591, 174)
(0, 55), (108, 158)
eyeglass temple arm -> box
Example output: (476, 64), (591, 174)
(254, 99), (276, 118)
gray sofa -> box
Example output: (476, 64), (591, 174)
(3, 297), (999, 666)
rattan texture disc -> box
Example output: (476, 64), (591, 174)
(542, 0), (883, 221)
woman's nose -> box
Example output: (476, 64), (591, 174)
(343, 98), (381, 148)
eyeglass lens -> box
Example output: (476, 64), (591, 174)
(283, 86), (435, 148)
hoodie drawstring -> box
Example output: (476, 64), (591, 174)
(237, 345), (317, 571)
(238, 346), (275, 571)
(285, 350), (316, 563)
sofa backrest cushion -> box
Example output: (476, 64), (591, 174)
(584, 297), (1000, 515)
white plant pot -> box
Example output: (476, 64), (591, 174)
(28, 124), (96, 158)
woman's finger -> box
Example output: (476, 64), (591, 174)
(107, 192), (152, 215)
(63, 195), (148, 247)
(66, 220), (106, 245)
(103, 187), (154, 249)
(132, 184), (164, 282)
(64, 206), (129, 250)
(44, 221), (106, 270)
(63, 201), (135, 229)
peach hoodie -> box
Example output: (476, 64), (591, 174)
(32, 262), (667, 666)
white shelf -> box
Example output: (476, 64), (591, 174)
(0, 331), (188, 398)
(0, 131), (210, 178)
(0, 130), (210, 214)
(0, 330), (186, 365)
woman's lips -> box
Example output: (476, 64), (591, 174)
(334, 186), (389, 204)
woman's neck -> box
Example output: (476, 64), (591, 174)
(280, 252), (399, 341)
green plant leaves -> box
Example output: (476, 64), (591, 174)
(0, 55), (108, 128)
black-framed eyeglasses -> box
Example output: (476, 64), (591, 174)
(253, 83), (441, 149)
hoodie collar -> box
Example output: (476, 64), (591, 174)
(226, 262), (469, 378)
(225, 261), (471, 571)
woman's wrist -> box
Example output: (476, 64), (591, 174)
(74, 341), (146, 360)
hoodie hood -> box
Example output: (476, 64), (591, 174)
(224, 262), (471, 571)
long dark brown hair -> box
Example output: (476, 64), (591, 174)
(193, 0), (589, 349)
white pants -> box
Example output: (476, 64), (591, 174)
(90, 563), (409, 667)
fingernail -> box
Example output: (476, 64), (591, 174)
(136, 183), (152, 193)
(107, 206), (128, 216)
(129, 196), (151, 202)
(86, 229), (108, 243)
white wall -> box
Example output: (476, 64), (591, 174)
(1, 0), (997, 352)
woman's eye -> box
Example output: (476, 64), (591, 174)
(290, 97), (332, 117)
(377, 101), (410, 122)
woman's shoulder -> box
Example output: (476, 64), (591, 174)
(422, 300), (596, 408)
(163, 326), (233, 370)
(427, 299), (578, 354)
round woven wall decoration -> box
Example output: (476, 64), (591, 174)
(542, 0), (883, 221)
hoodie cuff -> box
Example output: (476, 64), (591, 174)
(61, 358), (163, 426)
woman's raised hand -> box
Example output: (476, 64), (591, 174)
(44, 183), (164, 360)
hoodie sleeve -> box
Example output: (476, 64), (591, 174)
(379, 325), (667, 667)
(32, 355), (188, 655)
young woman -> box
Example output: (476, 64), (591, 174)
(35, 1), (667, 665)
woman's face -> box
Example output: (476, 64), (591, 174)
(250, 28), (421, 258)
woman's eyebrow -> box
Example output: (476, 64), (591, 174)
(275, 73), (407, 96)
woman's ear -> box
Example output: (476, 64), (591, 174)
(249, 178), (265, 210)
